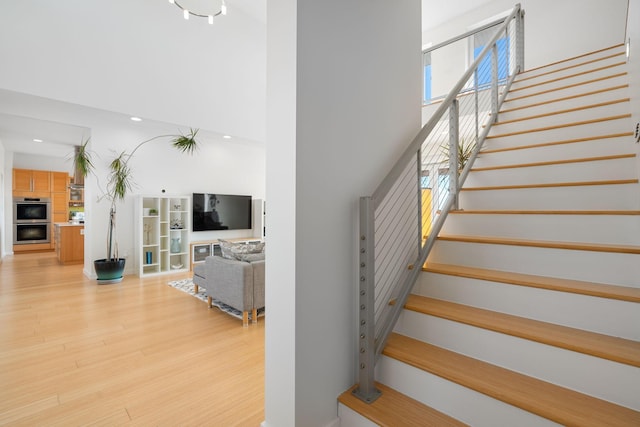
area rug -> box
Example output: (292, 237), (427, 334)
(168, 278), (264, 321)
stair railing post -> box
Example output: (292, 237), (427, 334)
(353, 196), (381, 403)
(449, 99), (460, 211)
(474, 69), (480, 144)
(417, 149), (424, 245)
(491, 43), (499, 123)
(516, 5), (525, 73)
(504, 27), (509, 82)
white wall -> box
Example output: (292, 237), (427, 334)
(422, 0), (629, 71)
(265, 0), (422, 425)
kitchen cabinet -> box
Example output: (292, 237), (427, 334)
(51, 171), (69, 192)
(54, 223), (84, 264)
(69, 187), (84, 207)
(50, 172), (70, 249)
(13, 169), (51, 197)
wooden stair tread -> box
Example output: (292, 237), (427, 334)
(339, 383), (468, 427)
(500, 84), (629, 114)
(493, 98), (630, 127)
(510, 62), (627, 93)
(422, 262), (640, 303)
(460, 178), (639, 191)
(403, 294), (640, 367)
(515, 51), (626, 84)
(384, 333), (640, 427)
(437, 234), (640, 254)
(504, 72), (627, 103)
(486, 114), (632, 139)
(471, 153), (635, 172)
(519, 44), (625, 76)
(480, 132), (633, 154)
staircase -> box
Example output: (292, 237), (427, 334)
(339, 44), (640, 426)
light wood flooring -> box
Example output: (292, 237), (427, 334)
(0, 252), (264, 426)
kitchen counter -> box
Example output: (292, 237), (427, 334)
(54, 223), (84, 264)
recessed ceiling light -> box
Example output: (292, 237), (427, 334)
(223, 135), (231, 139)
(33, 138), (43, 142)
(130, 117), (142, 122)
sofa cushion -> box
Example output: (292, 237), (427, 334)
(219, 239), (265, 261)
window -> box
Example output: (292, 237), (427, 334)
(473, 26), (510, 87)
(423, 51), (432, 103)
(421, 169), (431, 189)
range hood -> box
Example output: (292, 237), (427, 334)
(69, 145), (84, 188)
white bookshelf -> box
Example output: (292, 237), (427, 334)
(137, 195), (190, 277)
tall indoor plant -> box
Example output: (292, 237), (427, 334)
(74, 129), (199, 283)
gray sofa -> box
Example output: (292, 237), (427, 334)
(193, 255), (265, 327)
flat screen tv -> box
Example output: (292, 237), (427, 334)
(192, 193), (252, 231)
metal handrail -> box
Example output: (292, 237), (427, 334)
(424, 17), (508, 55)
(354, 4), (524, 403)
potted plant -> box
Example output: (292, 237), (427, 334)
(74, 129), (199, 284)
(441, 137), (476, 174)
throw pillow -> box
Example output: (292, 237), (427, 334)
(218, 239), (265, 262)
(236, 252), (266, 262)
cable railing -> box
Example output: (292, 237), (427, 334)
(423, 12), (519, 104)
(354, 4), (524, 403)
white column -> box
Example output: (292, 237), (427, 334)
(265, 0), (422, 425)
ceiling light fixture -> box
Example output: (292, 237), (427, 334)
(169, 0), (227, 24)
(130, 117), (142, 122)
(223, 135), (231, 139)
(33, 138), (43, 143)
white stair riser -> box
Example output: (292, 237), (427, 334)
(458, 184), (640, 210)
(337, 405), (378, 427)
(427, 240), (640, 287)
(502, 74), (629, 110)
(485, 116), (633, 148)
(465, 157), (636, 187)
(376, 356), (561, 427)
(415, 271), (640, 340)
(476, 137), (634, 168)
(489, 101), (630, 136)
(498, 86), (629, 123)
(510, 59), (627, 92)
(507, 65), (627, 99)
(394, 311), (640, 410)
(518, 49), (625, 81)
(441, 213), (640, 246)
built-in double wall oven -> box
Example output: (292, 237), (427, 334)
(13, 197), (52, 245)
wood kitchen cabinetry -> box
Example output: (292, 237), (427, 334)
(54, 224), (84, 264)
(50, 172), (70, 248)
(13, 169), (52, 197)
(12, 169), (71, 252)
(51, 172), (69, 193)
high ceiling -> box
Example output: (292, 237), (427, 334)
(0, 0), (492, 158)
